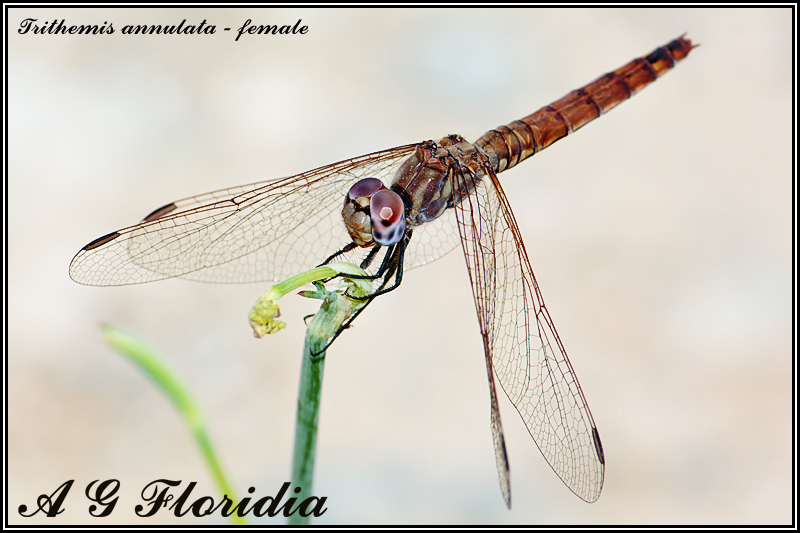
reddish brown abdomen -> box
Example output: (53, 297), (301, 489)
(476, 36), (695, 173)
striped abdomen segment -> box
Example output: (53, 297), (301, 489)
(476, 35), (695, 173)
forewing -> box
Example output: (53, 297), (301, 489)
(452, 164), (605, 504)
(69, 145), (417, 286)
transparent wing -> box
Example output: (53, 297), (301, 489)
(452, 163), (605, 505)
(403, 206), (461, 270)
(69, 146), (429, 286)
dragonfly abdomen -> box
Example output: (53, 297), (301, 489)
(476, 35), (695, 174)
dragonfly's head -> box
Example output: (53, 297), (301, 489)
(342, 178), (406, 248)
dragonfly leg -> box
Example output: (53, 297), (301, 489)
(321, 241), (393, 283)
(316, 241), (385, 289)
(329, 242), (397, 284)
(309, 294), (379, 357)
(310, 231), (412, 355)
(312, 243), (406, 355)
(359, 244), (382, 271)
(318, 242), (358, 267)
(345, 232), (408, 301)
(310, 233), (411, 356)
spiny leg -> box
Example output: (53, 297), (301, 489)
(335, 240), (398, 283)
(311, 232), (412, 355)
(309, 292), (379, 357)
(346, 231), (410, 301)
(318, 242), (357, 267)
(316, 241), (384, 290)
(310, 253), (399, 356)
(318, 238), (390, 276)
(359, 244), (382, 271)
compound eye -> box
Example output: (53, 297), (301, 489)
(370, 189), (406, 246)
(347, 178), (385, 200)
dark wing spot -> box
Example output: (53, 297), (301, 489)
(142, 202), (178, 222)
(592, 426), (605, 465)
(82, 231), (121, 251)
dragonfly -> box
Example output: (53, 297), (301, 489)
(70, 36), (695, 508)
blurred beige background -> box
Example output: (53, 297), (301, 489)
(8, 7), (791, 525)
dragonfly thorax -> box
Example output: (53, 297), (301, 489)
(392, 135), (489, 227)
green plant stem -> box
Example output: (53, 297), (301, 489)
(287, 286), (357, 525)
(249, 262), (371, 525)
(102, 324), (246, 526)
(288, 333), (326, 526)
